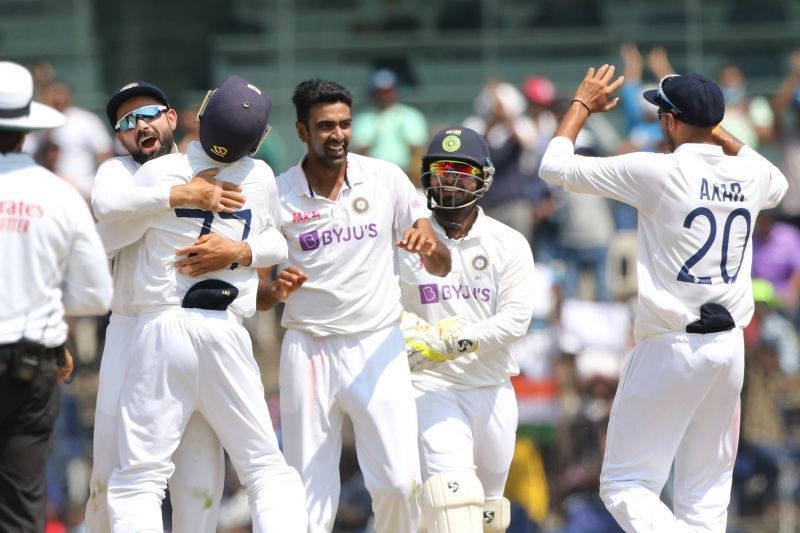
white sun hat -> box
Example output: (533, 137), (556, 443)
(0, 61), (65, 131)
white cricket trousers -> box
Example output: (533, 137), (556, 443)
(107, 308), (307, 533)
(413, 380), (518, 499)
(280, 325), (422, 533)
(600, 329), (744, 533)
(85, 313), (224, 533)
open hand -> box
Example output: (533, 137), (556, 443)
(572, 64), (625, 114)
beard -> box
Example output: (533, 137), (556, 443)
(311, 137), (349, 169)
(129, 128), (175, 165)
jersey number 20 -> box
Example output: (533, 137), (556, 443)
(175, 208), (252, 269)
(677, 207), (751, 285)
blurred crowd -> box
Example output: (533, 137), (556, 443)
(28, 43), (800, 532)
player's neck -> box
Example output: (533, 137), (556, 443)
(436, 207), (478, 240)
(303, 157), (347, 200)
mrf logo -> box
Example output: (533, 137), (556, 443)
(292, 210), (320, 223)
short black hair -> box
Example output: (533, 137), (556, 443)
(292, 79), (352, 125)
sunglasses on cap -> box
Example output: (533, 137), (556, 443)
(429, 160), (482, 177)
(114, 105), (167, 132)
(655, 74), (682, 115)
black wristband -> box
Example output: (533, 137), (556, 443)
(571, 99), (591, 115)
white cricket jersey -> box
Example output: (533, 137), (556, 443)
(102, 142), (286, 317)
(400, 210), (536, 388)
(92, 155), (170, 317)
(540, 137), (788, 340)
(277, 153), (428, 336)
(0, 153), (112, 347)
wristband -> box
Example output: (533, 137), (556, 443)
(571, 99), (591, 115)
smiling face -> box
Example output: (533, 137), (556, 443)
(296, 101), (351, 170)
(115, 95), (178, 164)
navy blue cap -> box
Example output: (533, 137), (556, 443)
(643, 73), (724, 128)
(106, 80), (169, 128)
(422, 126), (493, 171)
(198, 75), (271, 163)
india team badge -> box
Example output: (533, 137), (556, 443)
(442, 129), (462, 152)
(352, 196), (370, 214)
(470, 253), (490, 273)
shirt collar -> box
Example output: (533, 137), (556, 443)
(673, 143), (725, 156)
(290, 152), (364, 198)
(0, 152), (36, 171)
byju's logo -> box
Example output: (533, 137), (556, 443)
(418, 283), (491, 304)
(299, 230), (321, 251)
(419, 284), (440, 304)
(298, 223), (378, 252)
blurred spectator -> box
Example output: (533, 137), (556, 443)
(176, 103), (200, 153)
(717, 63), (774, 150)
(751, 209), (800, 319)
(464, 80), (539, 241)
(747, 279), (800, 376)
(27, 60), (55, 102)
(552, 349), (622, 533)
(735, 340), (788, 519)
(522, 75), (559, 142)
(771, 49), (800, 227)
(504, 437), (547, 532)
(352, 68), (428, 184)
(521, 75), (562, 262)
(556, 145), (615, 301)
(734, 279), (800, 523)
(617, 43), (672, 154)
(24, 80), (114, 202)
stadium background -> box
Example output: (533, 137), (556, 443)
(5, 0), (800, 531)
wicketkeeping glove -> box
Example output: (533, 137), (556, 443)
(400, 311), (479, 372)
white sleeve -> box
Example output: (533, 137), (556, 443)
(462, 232), (536, 352)
(95, 216), (151, 258)
(391, 163), (428, 230)
(91, 159), (171, 222)
(539, 136), (669, 215)
(245, 226), (288, 268)
(62, 194), (113, 315)
(737, 145), (789, 209)
(243, 162), (288, 268)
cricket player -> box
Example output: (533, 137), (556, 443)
(539, 66), (788, 532)
(257, 79), (451, 533)
(86, 80), (250, 533)
(398, 127), (536, 532)
(100, 75), (307, 533)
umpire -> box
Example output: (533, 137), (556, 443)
(0, 61), (112, 531)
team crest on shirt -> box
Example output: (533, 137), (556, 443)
(470, 254), (489, 272)
(352, 197), (370, 214)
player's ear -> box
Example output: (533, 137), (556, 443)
(165, 108), (179, 130)
(295, 121), (309, 143)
